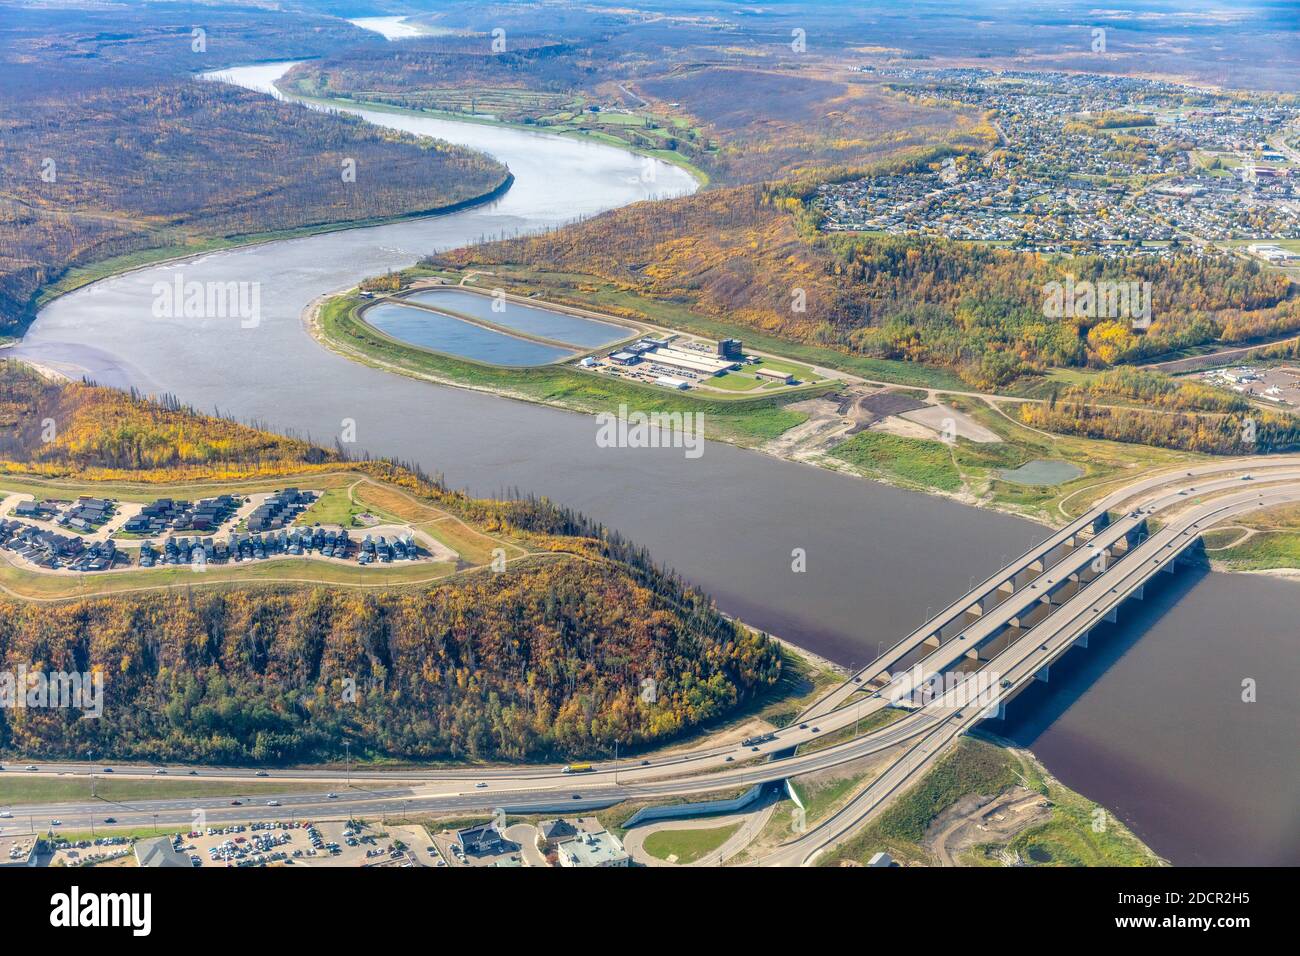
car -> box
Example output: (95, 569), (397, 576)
(474, 782), (488, 789)
(24, 765), (37, 772)
(0, 811), (13, 819)
(266, 800), (280, 807)
(327, 792), (338, 799)
(571, 794), (582, 800)
(230, 800), (242, 806)
(255, 771), (269, 778)
(811, 726), (820, 733)
(799, 723), (808, 729)
(50, 819), (62, 826)
(153, 769), (167, 775)
(725, 756), (734, 762)
(750, 746), (760, 752)
(103, 817), (117, 824)
(188, 770), (198, 776)
(640, 760), (650, 766)
(102, 768), (113, 774)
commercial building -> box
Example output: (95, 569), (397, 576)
(1247, 243), (1300, 264)
(718, 338), (744, 360)
(645, 346), (735, 376)
(135, 836), (191, 868)
(755, 367), (795, 384)
(556, 829), (630, 867)
(656, 376), (689, 390)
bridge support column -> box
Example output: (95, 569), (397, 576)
(1132, 585), (1144, 600)
(981, 701), (1006, 720)
(1075, 630), (1089, 649)
(1034, 666), (1050, 683)
(1104, 607), (1118, 623)
(1162, 561), (1176, 574)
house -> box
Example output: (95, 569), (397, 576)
(456, 823), (504, 856)
(538, 819), (578, 845)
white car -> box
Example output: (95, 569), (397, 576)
(327, 793), (338, 799)
(266, 800), (281, 807)
(474, 782), (488, 789)
(0, 811), (13, 819)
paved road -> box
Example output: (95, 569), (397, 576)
(4, 458), (1297, 863)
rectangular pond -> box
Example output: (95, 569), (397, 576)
(405, 288), (632, 348)
(362, 301), (577, 366)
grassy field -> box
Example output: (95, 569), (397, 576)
(641, 822), (742, 863)
(829, 432), (964, 492)
(294, 485), (368, 528)
(0, 776), (330, 806)
(1209, 531), (1300, 570)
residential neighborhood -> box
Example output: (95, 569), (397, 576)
(817, 68), (1299, 256)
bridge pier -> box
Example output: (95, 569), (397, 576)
(1075, 630), (1089, 649)
(1132, 584), (1144, 600)
(1103, 607), (1118, 623)
(1034, 665), (1050, 683)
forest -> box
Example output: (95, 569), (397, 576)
(0, 7), (509, 332)
(436, 182), (1300, 389)
(0, 561), (780, 763)
(0, 362), (782, 762)
(1018, 398), (1300, 455)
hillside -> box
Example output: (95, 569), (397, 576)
(435, 181), (1300, 389)
(0, 363), (781, 763)
(0, 6), (510, 333)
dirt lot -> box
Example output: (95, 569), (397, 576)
(922, 785), (1052, 866)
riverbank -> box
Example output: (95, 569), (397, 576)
(3, 174), (515, 345)
(274, 82), (712, 189)
(308, 280), (1222, 536)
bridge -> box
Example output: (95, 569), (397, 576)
(6, 457), (1299, 865)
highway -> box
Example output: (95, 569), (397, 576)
(3, 457), (1297, 864)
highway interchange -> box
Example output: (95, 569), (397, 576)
(3, 456), (1298, 865)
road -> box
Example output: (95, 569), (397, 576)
(4, 457), (1298, 864)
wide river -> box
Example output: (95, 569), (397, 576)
(11, 63), (1296, 865)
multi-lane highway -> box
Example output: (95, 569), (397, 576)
(4, 457), (1297, 864)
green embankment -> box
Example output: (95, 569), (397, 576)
(642, 823), (743, 863)
(320, 294), (813, 445)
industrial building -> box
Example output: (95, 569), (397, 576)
(755, 366), (795, 384)
(645, 346), (736, 376)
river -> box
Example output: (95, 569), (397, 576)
(10, 62), (1296, 865)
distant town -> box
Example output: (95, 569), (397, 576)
(816, 68), (1300, 260)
